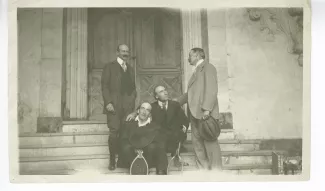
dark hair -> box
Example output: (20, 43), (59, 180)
(191, 47), (205, 59)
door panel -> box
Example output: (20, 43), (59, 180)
(133, 8), (183, 104)
(89, 8), (133, 69)
(134, 8), (181, 70)
(138, 74), (183, 104)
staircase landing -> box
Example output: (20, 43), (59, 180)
(18, 121), (285, 175)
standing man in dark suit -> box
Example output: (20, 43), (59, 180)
(126, 85), (189, 162)
(176, 48), (222, 171)
(101, 44), (136, 171)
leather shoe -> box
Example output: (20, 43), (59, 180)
(108, 161), (116, 171)
(156, 170), (167, 175)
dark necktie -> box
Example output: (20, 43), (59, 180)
(162, 102), (167, 111)
(161, 102), (167, 127)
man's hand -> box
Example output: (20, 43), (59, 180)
(182, 125), (187, 133)
(171, 98), (178, 102)
(202, 110), (210, 120)
(126, 112), (137, 121)
(106, 103), (115, 112)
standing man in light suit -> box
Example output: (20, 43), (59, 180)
(101, 44), (137, 171)
(176, 48), (222, 170)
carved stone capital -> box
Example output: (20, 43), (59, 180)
(246, 8), (303, 67)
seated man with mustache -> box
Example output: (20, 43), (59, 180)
(117, 102), (168, 175)
(126, 85), (189, 165)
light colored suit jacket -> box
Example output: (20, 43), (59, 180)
(178, 61), (220, 120)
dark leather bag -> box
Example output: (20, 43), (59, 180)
(198, 117), (221, 141)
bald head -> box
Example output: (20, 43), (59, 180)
(116, 44), (130, 61)
(141, 102), (152, 111)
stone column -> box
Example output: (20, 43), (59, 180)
(65, 8), (88, 119)
(181, 9), (203, 91)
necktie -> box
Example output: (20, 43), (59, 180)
(162, 102), (167, 111)
(121, 62), (127, 72)
(161, 102), (167, 127)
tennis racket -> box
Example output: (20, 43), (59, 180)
(130, 149), (149, 175)
(167, 142), (184, 175)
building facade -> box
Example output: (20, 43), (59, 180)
(18, 8), (303, 144)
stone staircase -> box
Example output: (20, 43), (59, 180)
(19, 121), (284, 175)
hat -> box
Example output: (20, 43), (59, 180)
(128, 123), (158, 149)
(198, 117), (221, 141)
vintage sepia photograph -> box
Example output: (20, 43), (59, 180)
(8, 0), (311, 182)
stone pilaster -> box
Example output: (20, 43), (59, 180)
(181, 9), (203, 91)
(39, 8), (64, 118)
(65, 8), (88, 119)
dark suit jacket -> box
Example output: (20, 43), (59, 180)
(178, 61), (220, 120)
(101, 59), (136, 113)
(151, 100), (189, 133)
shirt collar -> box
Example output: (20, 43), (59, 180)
(135, 116), (151, 127)
(192, 59), (205, 72)
(158, 100), (168, 109)
(117, 57), (126, 66)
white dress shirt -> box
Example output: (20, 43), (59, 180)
(158, 100), (168, 110)
(117, 57), (127, 71)
(192, 59), (205, 73)
(135, 116), (151, 127)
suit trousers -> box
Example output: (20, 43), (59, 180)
(164, 129), (187, 156)
(119, 141), (168, 171)
(189, 111), (223, 170)
(106, 94), (135, 161)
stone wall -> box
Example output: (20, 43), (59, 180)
(207, 8), (303, 139)
(18, 8), (64, 133)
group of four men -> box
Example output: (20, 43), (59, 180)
(101, 44), (222, 175)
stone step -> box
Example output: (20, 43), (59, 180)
(20, 151), (278, 172)
(20, 151), (273, 167)
(19, 140), (261, 158)
(20, 167), (273, 175)
(19, 129), (236, 146)
(19, 150), (278, 161)
(19, 168), (192, 175)
(19, 154), (273, 174)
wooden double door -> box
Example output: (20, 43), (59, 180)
(88, 8), (183, 120)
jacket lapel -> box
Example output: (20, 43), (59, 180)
(187, 61), (206, 88)
(166, 100), (174, 123)
(187, 72), (197, 88)
(112, 60), (121, 81)
(126, 62), (135, 84)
